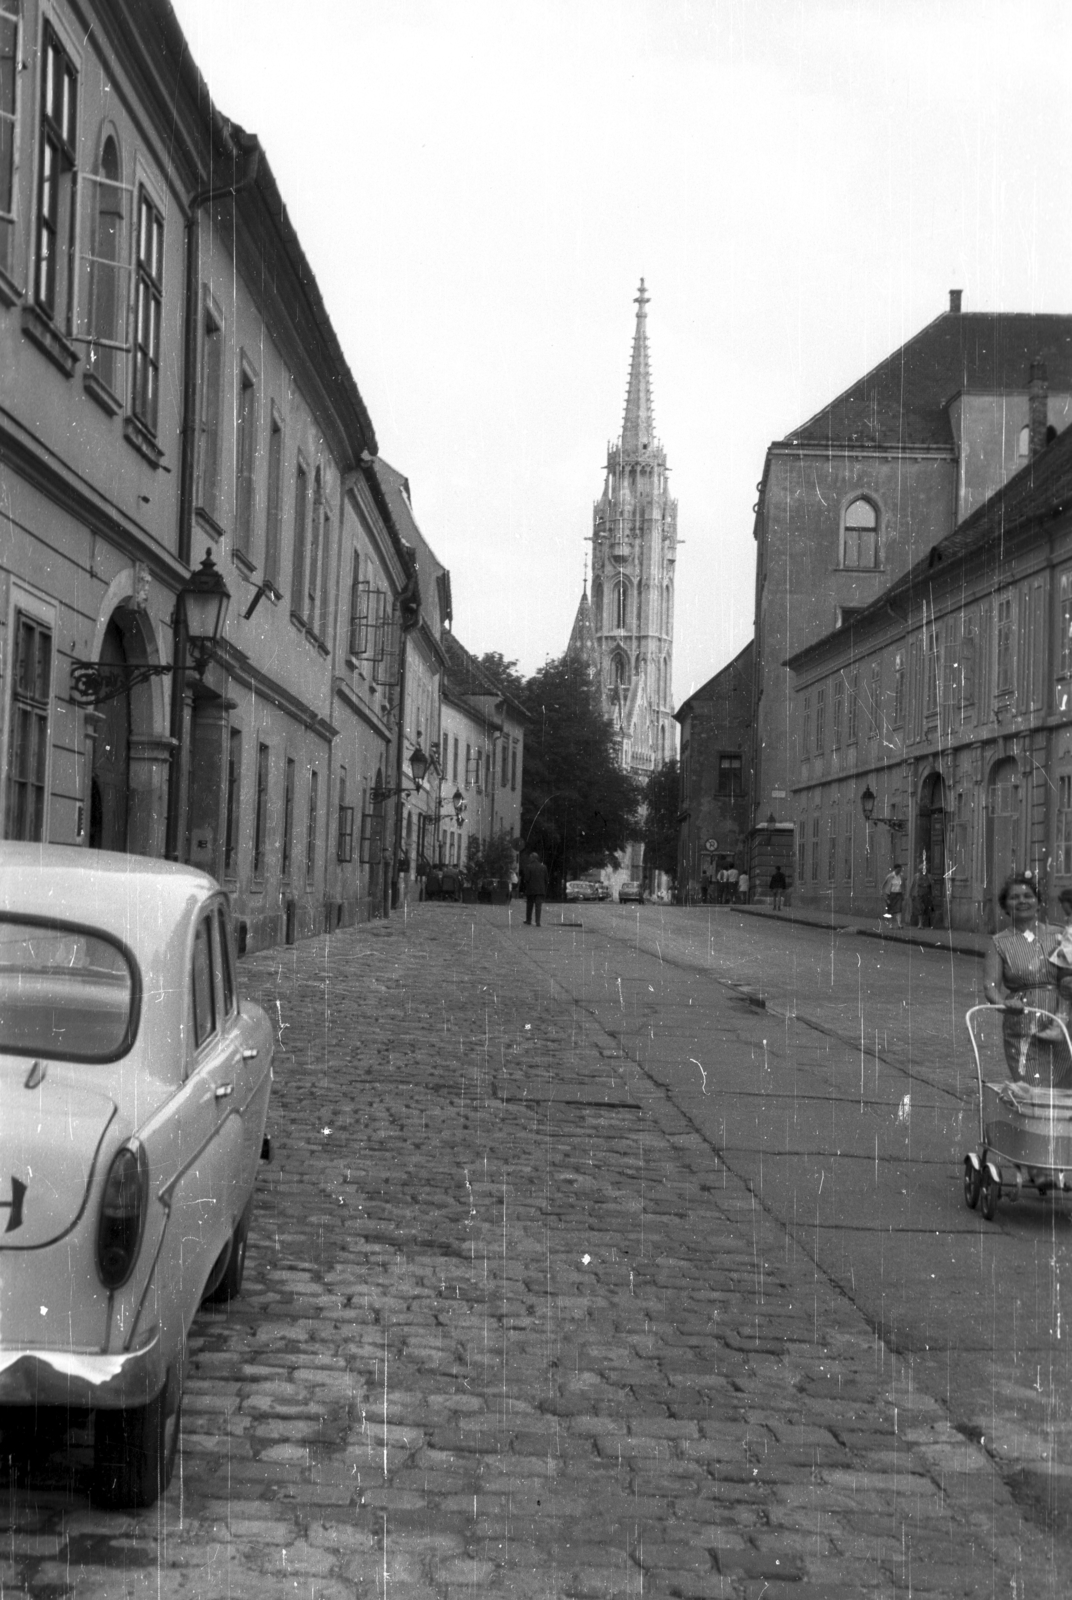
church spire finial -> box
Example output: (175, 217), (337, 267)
(621, 278), (654, 457)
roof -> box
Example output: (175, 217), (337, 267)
(442, 633), (528, 721)
(785, 309), (1072, 450)
(675, 641), (754, 724)
(786, 422), (1072, 671)
(566, 585), (598, 671)
(620, 279), (658, 458)
(366, 459), (449, 642)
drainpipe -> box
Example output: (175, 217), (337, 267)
(165, 125), (261, 862)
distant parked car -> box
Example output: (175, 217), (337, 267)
(565, 880), (600, 902)
(619, 881), (645, 903)
(0, 845), (273, 1508)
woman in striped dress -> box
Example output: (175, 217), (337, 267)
(983, 873), (1072, 1087)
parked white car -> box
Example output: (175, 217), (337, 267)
(0, 845), (273, 1507)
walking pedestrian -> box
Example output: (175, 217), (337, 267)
(725, 864), (740, 904)
(881, 863), (905, 929)
(716, 867), (728, 904)
(700, 871), (710, 904)
(521, 851), (549, 927)
(769, 866), (787, 911)
(736, 870), (749, 905)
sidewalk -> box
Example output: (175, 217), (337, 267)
(3, 908), (1057, 1597)
(736, 901), (990, 961)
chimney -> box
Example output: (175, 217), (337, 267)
(949, 289), (962, 314)
(1029, 358), (1049, 458)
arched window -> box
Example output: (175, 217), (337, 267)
(611, 651), (628, 687)
(841, 498), (878, 570)
(614, 582), (629, 631)
(1018, 425), (1030, 458)
(591, 578), (603, 631)
(88, 133), (124, 394)
(663, 583), (671, 635)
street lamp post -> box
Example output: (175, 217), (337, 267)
(860, 784), (906, 855)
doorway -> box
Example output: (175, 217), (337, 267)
(89, 620), (130, 850)
(986, 757), (1022, 931)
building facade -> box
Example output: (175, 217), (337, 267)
(585, 280), (677, 780)
(0, 0), (418, 950)
(751, 293), (1072, 884)
(439, 634), (525, 879)
(786, 423), (1072, 931)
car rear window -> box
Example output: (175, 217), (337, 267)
(0, 917), (138, 1061)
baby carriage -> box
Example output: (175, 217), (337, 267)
(963, 1003), (1072, 1220)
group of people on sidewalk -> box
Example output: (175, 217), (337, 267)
(880, 862), (937, 930)
(700, 866), (750, 904)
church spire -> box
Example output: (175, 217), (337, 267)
(621, 278), (655, 458)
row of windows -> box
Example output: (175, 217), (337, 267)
(591, 578), (674, 635)
(607, 652), (672, 702)
(796, 813), (886, 886)
(800, 576), (1072, 762)
(220, 736), (366, 887)
(442, 733), (519, 793)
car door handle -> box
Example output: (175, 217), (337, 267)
(215, 1082), (234, 1100)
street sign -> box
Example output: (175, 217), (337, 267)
(704, 838), (718, 851)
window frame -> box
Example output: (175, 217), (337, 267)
(0, 0), (20, 264)
(4, 605), (54, 841)
(131, 184), (164, 435)
(34, 23), (78, 327)
(264, 406), (284, 588)
(252, 742), (269, 882)
(840, 496), (879, 571)
(234, 351), (258, 557)
(195, 289), (224, 521)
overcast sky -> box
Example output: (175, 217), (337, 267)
(168, 0), (1072, 704)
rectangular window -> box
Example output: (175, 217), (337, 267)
(1058, 774), (1072, 877)
(0, 0), (19, 274)
(453, 736), (459, 784)
(827, 817), (837, 882)
(1061, 573), (1072, 681)
(960, 620), (976, 709)
(252, 743), (269, 880)
(511, 744), (517, 791)
(810, 814), (820, 883)
(290, 460), (308, 616)
(234, 359), (257, 555)
(35, 27), (78, 325)
(814, 686), (825, 753)
(196, 300), (224, 519)
(869, 661), (881, 740)
(223, 727), (241, 878)
(801, 694), (811, 759)
(501, 737), (509, 787)
(318, 504), (332, 640)
(132, 188), (163, 434)
(307, 477), (322, 625)
(281, 757), (295, 879)
(83, 158), (130, 395)
(264, 411), (283, 587)
(337, 771), (353, 863)
(843, 815), (854, 884)
(847, 670), (859, 743)
(797, 820), (807, 881)
(359, 808), (384, 865)
(892, 650), (906, 727)
(832, 678), (844, 749)
(718, 753), (743, 796)
(996, 595), (1014, 692)
(306, 769), (318, 882)
(5, 612), (52, 841)
(465, 743), (472, 787)
(924, 624), (939, 714)
(475, 749), (483, 791)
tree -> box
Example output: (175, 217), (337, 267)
(517, 653), (640, 891)
(477, 652), (526, 701)
(641, 758), (680, 881)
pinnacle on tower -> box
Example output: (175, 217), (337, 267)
(621, 278), (655, 458)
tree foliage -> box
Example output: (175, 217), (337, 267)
(516, 654), (640, 891)
(641, 757), (680, 880)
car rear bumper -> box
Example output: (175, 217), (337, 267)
(0, 1327), (164, 1411)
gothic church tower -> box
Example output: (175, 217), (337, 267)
(578, 280), (677, 776)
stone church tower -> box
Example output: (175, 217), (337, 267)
(570, 280), (677, 778)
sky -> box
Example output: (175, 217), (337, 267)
(168, 0), (1072, 704)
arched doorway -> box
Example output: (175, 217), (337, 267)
(90, 619), (131, 850)
(986, 757), (1022, 930)
(917, 772), (947, 884)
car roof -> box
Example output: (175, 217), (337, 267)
(0, 844), (219, 953)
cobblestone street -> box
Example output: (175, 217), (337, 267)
(2, 906), (1062, 1597)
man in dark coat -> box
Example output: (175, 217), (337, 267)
(522, 852), (549, 926)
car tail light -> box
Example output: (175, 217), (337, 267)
(96, 1145), (148, 1290)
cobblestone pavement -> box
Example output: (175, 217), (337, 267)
(1, 907), (1062, 1597)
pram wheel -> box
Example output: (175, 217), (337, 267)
(980, 1166), (1001, 1221)
(963, 1158), (981, 1210)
